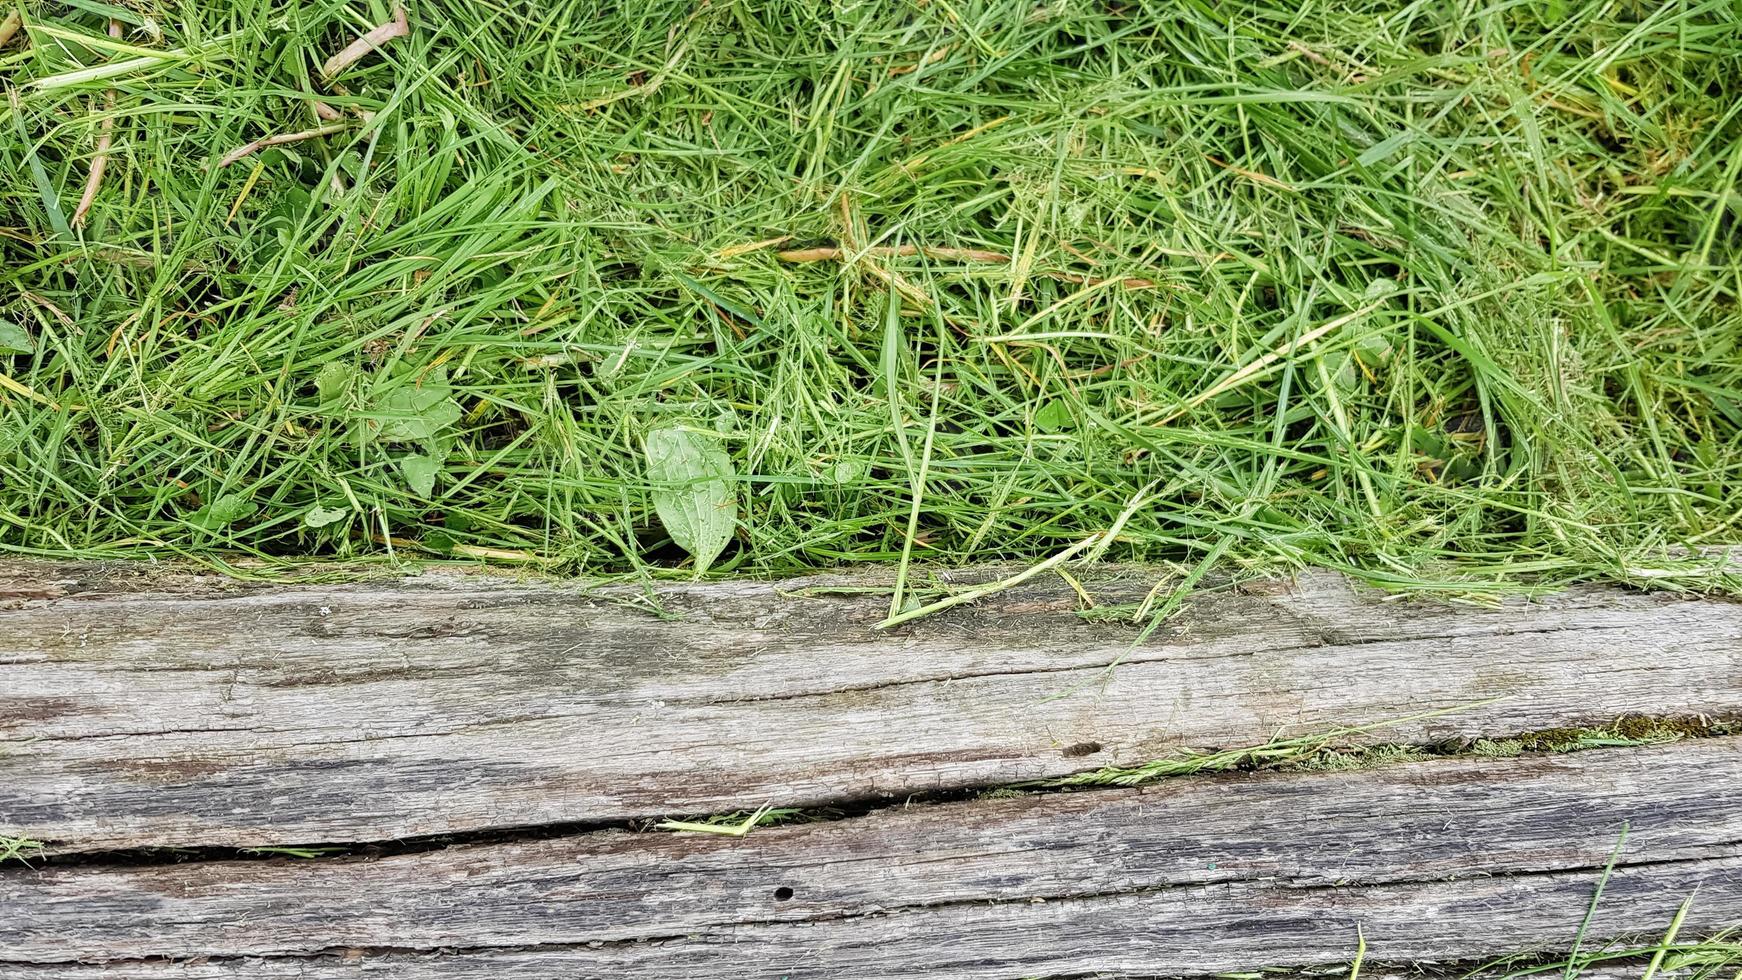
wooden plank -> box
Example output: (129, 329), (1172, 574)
(4, 561), (1742, 850)
(4, 741), (1739, 976)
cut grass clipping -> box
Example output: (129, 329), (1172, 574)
(0, 835), (43, 865)
(0, 1), (1738, 593)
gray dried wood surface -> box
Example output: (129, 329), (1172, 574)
(4, 561), (1742, 851)
(5, 740), (1739, 977)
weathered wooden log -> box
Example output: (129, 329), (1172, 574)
(0, 960), (1714, 980)
(4, 561), (1742, 852)
(5, 741), (1739, 977)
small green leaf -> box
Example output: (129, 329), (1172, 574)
(211, 493), (257, 524)
(190, 492), (257, 529)
(828, 459), (867, 485)
(1328, 351), (1361, 393)
(1409, 426), (1448, 458)
(0, 320), (32, 354)
(304, 504), (350, 528)
(399, 453), (439, 497)
(270, 184), (312, 221)
(1355, 332), (1393, 365)
(316, 362), (355, 404)
(1034, 399), (1074, 433)
(645, 424), (737, 575)
(1364, 277), (1398, 302)
(1441, 455), (1481, 484)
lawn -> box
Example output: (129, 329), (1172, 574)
(1, 0), (1739, 594)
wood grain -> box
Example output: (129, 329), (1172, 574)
(5, 740), (1739, 976)
(4, 561), (1741, 851)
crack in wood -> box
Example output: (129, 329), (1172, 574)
(674, 619), (1644, 707)
(10, 720), (1733, 871)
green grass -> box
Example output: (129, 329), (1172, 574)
(1468, 905), (1742, 980)
(2, 0), (1739, 591)
(0, 834), (42, 864)
(1025, 711), (1731, 789)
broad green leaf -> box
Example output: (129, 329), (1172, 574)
(210, 493), (256, 524)
(1034, 399), (1074, 433)
(55, 0), (151, 27)
(1441, 455), (1481, 484)
(1409, 425), (1448, 458)
(421, 530), (456, 555)
(1355, 332), (1393, 368)
(828, 459), (867, 485)
(645, 424), (736, 574)
(190, 492), (256, 529)
(1328, 351), (1361, 393)
(399, 453), (439, 497)
(316, 362), (355, 404)
(0, 320), (32, 354)
(304, 504), (349, 528)
(372, 370), (461, 443)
